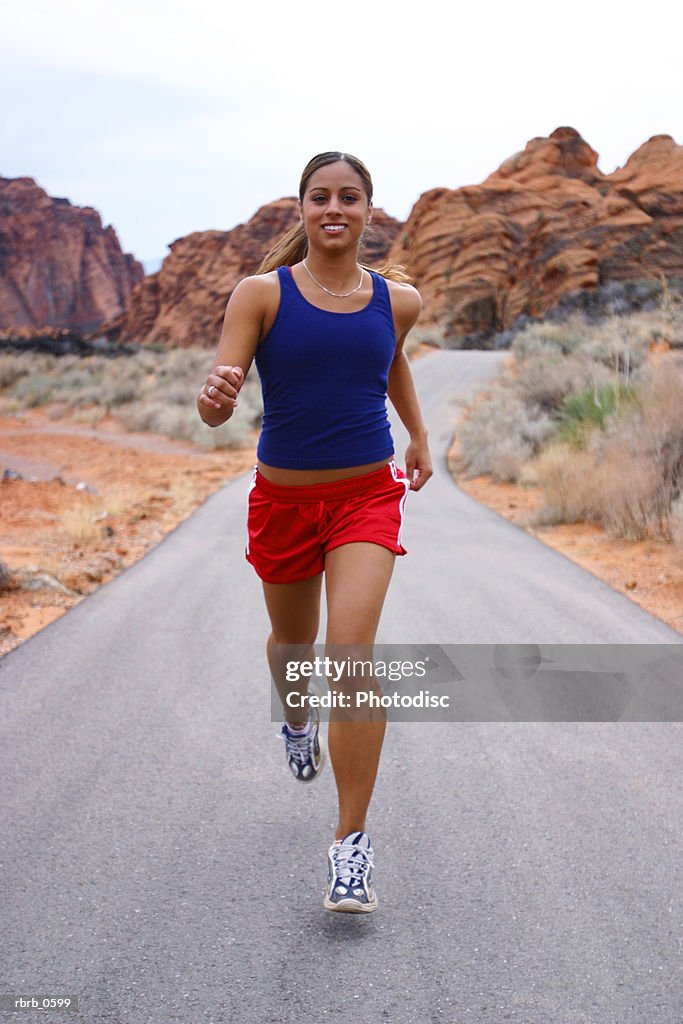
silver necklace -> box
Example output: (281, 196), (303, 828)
(302, 259), (364, 298)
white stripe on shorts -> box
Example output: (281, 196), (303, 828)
(389, 458), (410, 548)
(245, 465), (258, 556)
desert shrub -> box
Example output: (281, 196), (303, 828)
(510, 315), (619, 415)
(46, 401), (70, 420)
(595, 443), (670, 541)
(116, 397), (258, 449)
(580, 316), (650, 374)
(0, 354), (32, 388)
(511, 318), (589, 358)
(535, 434), (665, 538)
(54, 376), (109, 409)
(612, 355), (683, 538)
(166, 346), (208, 375)
(116, 401), (180, 436)
(537, 355), (683, 539)
(193, 417), (254, 450)
(153, 405), (198, 441)
(557, 381), (636, 446)
(10, 373), (57, 407)
(511, 310), (669, 409)
(0, 345), (262, 448)
(71, 406), (107, 426)
(658, 276), (683, 348)
(459, 301), (683, 539)
(2, 354), (122, 411)
(0, 560), (13, 592)
(515, 350), (609, 412)
(54, 366), (103, 393)
(534, 443), (599, 525)
(126, 349), (158, 375)
(404, 325), (446, 355)
(103, 377), (139, 406)
(158, 383), (192, 407)
(456, 386), (555, 482)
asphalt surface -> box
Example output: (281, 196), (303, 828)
(1, 351), (681, 1024)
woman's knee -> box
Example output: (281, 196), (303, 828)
(268, 630), (317, 651)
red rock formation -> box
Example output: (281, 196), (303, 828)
(5, 131), (680, 349)
(389, 127), (683, 340)
(0, 176), (143, 336)
(103, 200), (402, 348)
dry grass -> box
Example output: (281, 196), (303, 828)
(455, 384), (554, 482)
(533, 443), (597, 525)
(61, 498), (106, 544)
(52, 486), (135, 546)
(599, 357), (683, 539)
(457, 292), (683, 542)
(0, 346), (262, 449)
(167, 477), (200, 517)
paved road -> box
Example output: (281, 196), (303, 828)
(1, 351), (681, 1024)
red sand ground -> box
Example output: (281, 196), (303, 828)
(0, 412), (256, 656)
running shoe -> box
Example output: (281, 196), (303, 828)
(324, 831), (378, 913)
(279, 707), (324, 783)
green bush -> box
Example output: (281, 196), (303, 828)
(536, 355), (683, 539)
(557, 381), (636, 446)
(516, 351), (608, 413)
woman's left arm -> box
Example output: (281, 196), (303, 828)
(387, 283), (433, 491)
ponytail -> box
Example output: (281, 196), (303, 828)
(257, 222), (308, 275)
(363, 261), (412, 284)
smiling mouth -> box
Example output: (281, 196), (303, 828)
(322, 224), (346, 233)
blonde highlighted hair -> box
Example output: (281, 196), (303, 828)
(256, 152), (411, 284)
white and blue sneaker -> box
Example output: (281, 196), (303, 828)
(324, 831), (378, 913)
(279, 707), (324, 783)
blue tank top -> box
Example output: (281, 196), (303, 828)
(255, 265), (397, 469)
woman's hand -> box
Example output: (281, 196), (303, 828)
(198, 365), (244, 419)
(405, 436), (432, 491)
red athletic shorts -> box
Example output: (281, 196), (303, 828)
(245, 459), (410, 584)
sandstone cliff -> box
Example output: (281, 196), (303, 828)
(102, 200), (402, 348)
(389, 127), (683, 341)
(0, 177), (143, 336)
(4, 130), (682, 350)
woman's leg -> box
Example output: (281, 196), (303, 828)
(323, 542), (396, 840)
(262, 574), (323, 728)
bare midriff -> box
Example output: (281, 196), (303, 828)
(256, 457), (391, 485)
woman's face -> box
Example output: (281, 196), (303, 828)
(299, 161), (372, 254)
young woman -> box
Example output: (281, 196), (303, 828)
(197, 152), (432, 913)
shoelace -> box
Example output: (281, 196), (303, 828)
(281, 726), (314, 764)
(331, 843), (374, 886)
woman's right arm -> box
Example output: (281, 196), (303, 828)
(197, 274), (276, 427)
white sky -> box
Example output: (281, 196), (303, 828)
(2, 0), (681, 265)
